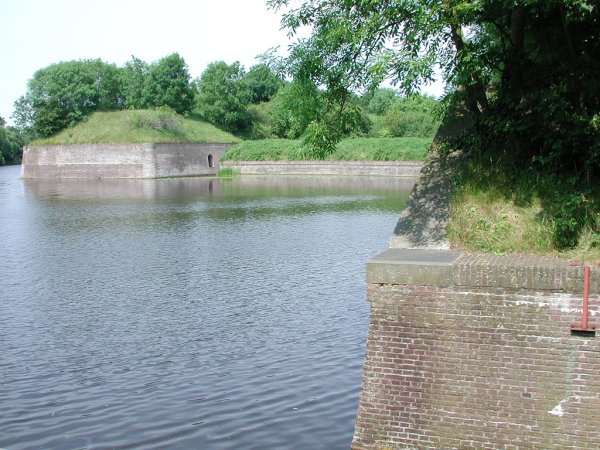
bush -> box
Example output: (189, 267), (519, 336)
(0, 123), (23, 165)
(246, 103), (277, 140)
(382, 95), (440, 138)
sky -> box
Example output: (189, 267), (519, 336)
(1, 0), (444, 125)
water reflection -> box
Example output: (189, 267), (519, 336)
(23, 175), (415, 202)
(2, 166), (416, 450)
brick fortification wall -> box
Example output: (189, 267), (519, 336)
(352, 250), (600, 449)
(21, 143), (231, 178)
(220, 160), (423, 178)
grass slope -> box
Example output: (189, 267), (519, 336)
(222, 137), (431, 161)
(32, 110), (240, 145)
(448, 159), (600, 263)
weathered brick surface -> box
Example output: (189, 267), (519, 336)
(219, 160), (423, 177)
(353, 253), (600, 449)
(21, 143), (231, 178)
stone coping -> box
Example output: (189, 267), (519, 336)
(222, 160), (423, 167)
(367, 249), (600, 293)
(220, 160), (423, 177)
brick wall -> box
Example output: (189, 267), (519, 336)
(219, 160), (423, 177)
(21, 143), (231, 178)
(353, 250), (600, 449)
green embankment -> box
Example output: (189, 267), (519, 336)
(31, 110), (240, 145)
(447, 158), (600, 263)
(222, 137), (431, 161)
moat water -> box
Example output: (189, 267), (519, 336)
(0, 165), (414, 449)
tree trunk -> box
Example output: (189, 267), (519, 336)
(450, 23), (488, 116)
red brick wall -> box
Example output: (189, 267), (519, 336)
(353, 254), (600, 449)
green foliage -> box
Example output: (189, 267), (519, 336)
(216, 167), (241, 178)
(31, 110), (239, 145)
(143, 53), (195, 115)
(268, 0), (453, 154)
(0, 119), (23, 165)
(121, 56), (148, 110)
(334, 137), (430, 161)
(271, 0), (600, 247)
(13, 54), (197, 139)
(364, 88), (398, 115)
(246, 102), (277, 140)
(13, 59), (122, 138)
(270, 81), (323, 139)
(382, 95), (440, 138)
(222, 139), (303, 161)
(266, 80), (371, 157)
(244, 64), (283, 104)
(196, 61), (251, 133)
(449, 146), (600, 256)
(301, 119), (340, 159)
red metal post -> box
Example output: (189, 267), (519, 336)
(571, 266), (595, 333)
(582, 266), (590, 329)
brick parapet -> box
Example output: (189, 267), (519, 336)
(353, 249), (600, 449)
(367, 249), (600, 293)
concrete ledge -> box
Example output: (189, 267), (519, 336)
(220, 160), (423, 177)
(368, 249), (599, 293)
(367, 249), (462, 286)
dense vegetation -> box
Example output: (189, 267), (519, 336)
(13, 54), (195, 140)
(0, 116), (23, 164)
(267, 0), (599, 254)
(8, 52), (439, 165)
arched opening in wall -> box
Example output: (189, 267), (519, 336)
(208, 154), (214, 168)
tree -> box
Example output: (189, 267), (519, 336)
(143, 53), (195, 114)
(268, 0), (600, 172)
(121, 56), (149, 110)
(12, 59), (122, 137)
(244, 64), (283, 104)
(382, 94), (440, 138)
(364, 88), (398, 116)
(270, 81), (323, 139)
(196, 61), (251, 132)
(0, 118), (23, 165)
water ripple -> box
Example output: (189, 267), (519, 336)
(0, 166), (414, 449)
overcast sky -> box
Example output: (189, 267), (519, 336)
(1, 0), (444, 125)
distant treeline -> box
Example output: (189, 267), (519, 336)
(0, 116), (23, 165)
(3, 53), (439, 164)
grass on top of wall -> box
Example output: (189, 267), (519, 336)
(448, 160), (600, 264)
(32, 110), (240, 146)
(221, 137), (431, 161)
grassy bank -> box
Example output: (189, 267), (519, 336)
(32, 110), (240, 146)
(222, 137), (431, 161)
(447, 157), (600, 263)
